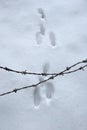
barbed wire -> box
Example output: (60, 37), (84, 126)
(0, 59), (87, 97)
(0, 59), (87, 76)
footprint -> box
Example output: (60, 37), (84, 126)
(33, 87), (41, 106)
(45, 82), (54, 99)
(38, 8), (45, 19)
(39, 22), (45, 35)
(42, 63), (54, 99)
(36, 32), (42, 44)
(49, 32), (56, 46)
(43, 62), (49, 74)
(43, 63), (54, 99)
(33, 62), (54, 107)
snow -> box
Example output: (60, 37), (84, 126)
(0, 0), (87, 130)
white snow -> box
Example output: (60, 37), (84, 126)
(0, 0), (87, 130)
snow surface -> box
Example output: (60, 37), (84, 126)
(0, 0), (87, 130)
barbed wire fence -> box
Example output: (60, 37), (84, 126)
(0, 59), (87, 97)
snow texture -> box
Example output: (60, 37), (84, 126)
(0, 0), (87, 130)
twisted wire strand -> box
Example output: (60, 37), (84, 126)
(0, 59), (87, 97)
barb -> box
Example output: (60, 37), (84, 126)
(0, 59), (87, 76)
(0, 60), (87, 97)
